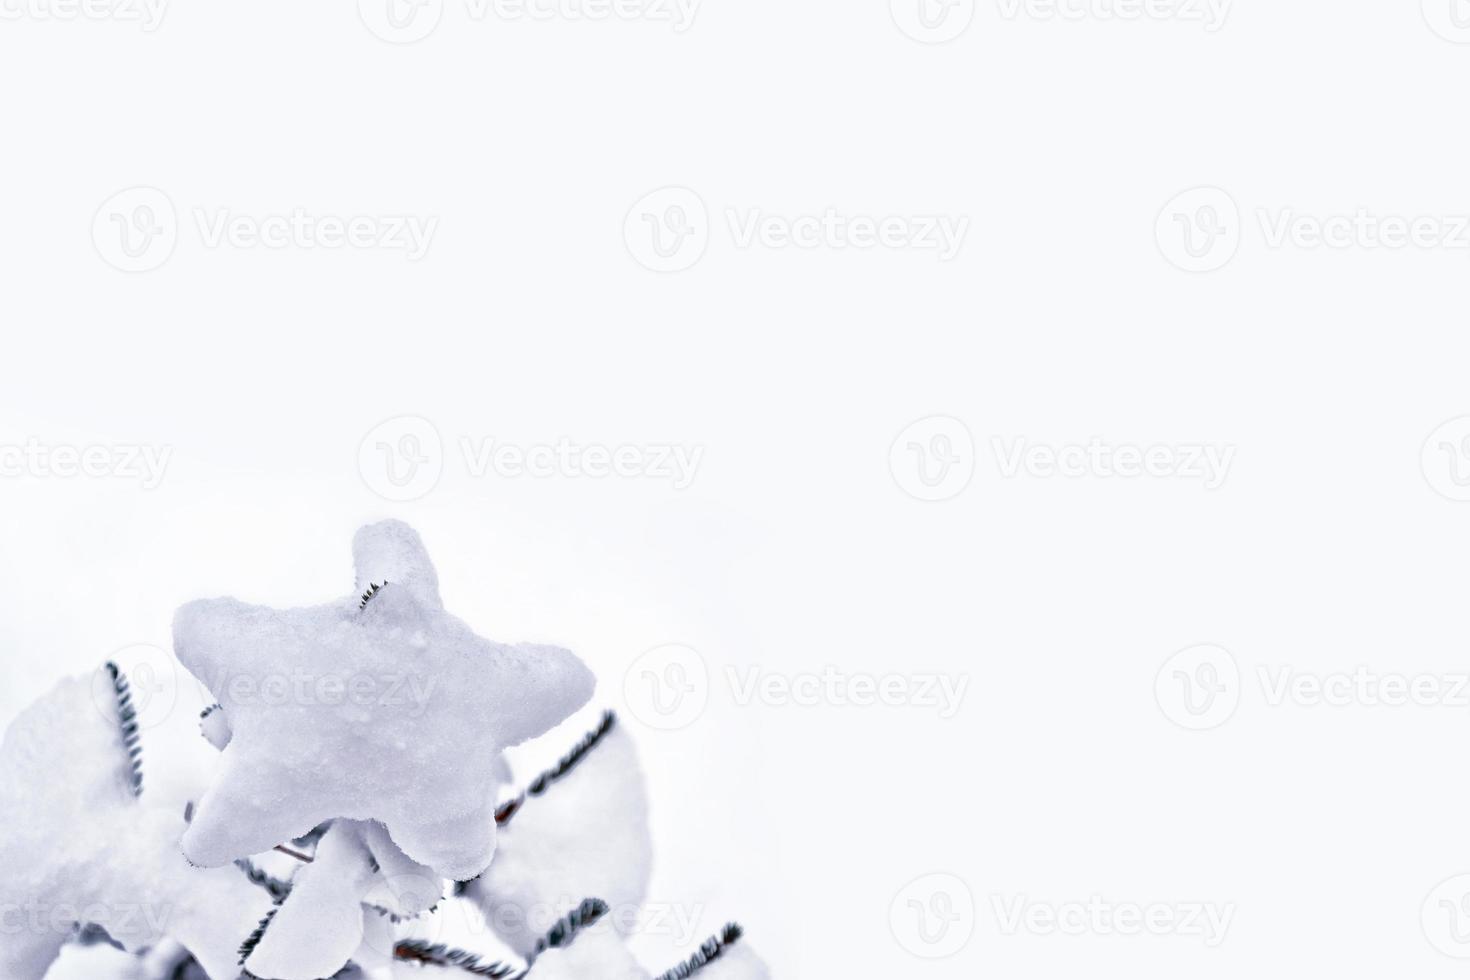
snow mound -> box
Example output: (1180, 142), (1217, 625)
(464, 714), (652, 957)
(524, 926), (649, 980)
(244, 819), (443, 980)
(687, 938), (772, 980)
(0, 673), (274, 980)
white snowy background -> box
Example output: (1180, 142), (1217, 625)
(5, 1), (1470, 977)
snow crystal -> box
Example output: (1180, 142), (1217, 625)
(172, 520), (595, 880)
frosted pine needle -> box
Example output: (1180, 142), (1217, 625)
(359, 580), (387, 609)
(495, 712), (617, 827)
(103, 661), (143, 797)
(527, 899), (610, 963)
(394, 939), (521, 977)
(654, 924), (745, 980)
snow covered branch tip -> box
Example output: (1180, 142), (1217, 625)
(495, 711), (617, 827)
(654, 923), (745, 980)
(527, 898), (610, 963)
(394, 940), (520, 977)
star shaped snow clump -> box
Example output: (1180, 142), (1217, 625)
(173, 520), (595, 881)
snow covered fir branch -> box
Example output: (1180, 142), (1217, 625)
(0, 521), (769, 980)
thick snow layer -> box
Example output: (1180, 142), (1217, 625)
(689, 942), (772, 980)
(0, 674), (274, 980)
(172, 520), (595, 880)
(464, 720), (653, 957)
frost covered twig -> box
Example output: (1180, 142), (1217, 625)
(358, 580), (386, 609)
(272, 844), (315, 864)
(236, 907), (279, 965)
(527, 898), (609, 964)
(393, 940), (520, 977)
(233, 858), (294, 904)
(494, 712), (617, 828)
